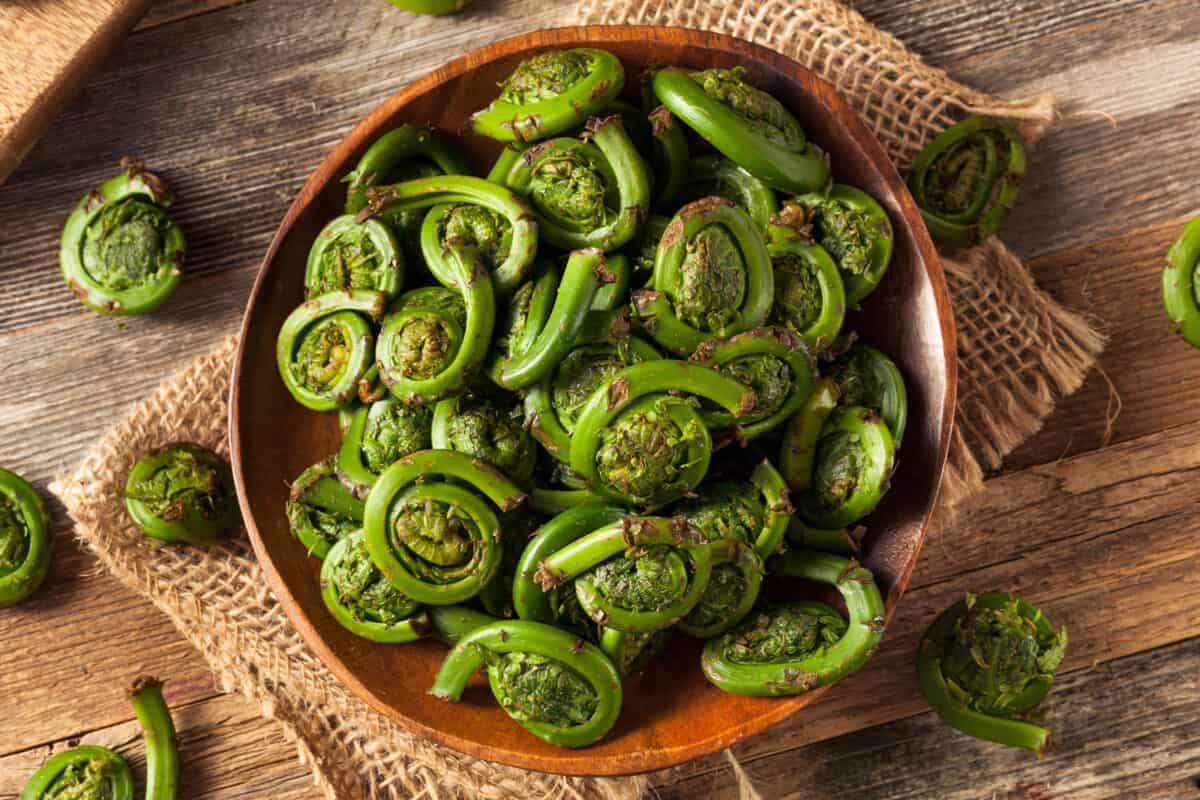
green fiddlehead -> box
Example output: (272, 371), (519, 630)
(634, 197), (774, 355)
(599, 627), (673, 676)
(625, 213), (671, 276)
(1161, 213), (1200, 349)
(497, 115), (650, 251)
(431, 619), (623, 748)
(384, 0), (473, 16)
(420, 202), (514, 287)
(124, 443), (237, 545)
(651, 66), (829, 194)
(59, 158), (185, 315)
(344, 124), (469, 216)
(918, 592), (1067, 755)
(276, 289), (387, 411)
(702, 550), (885, 695)
(680, 155), (779, 232)
(908, 115), (1026, 247)
(766, 205), (846, 352)
(689, 326), (816, 439)
(670, 460), (792, 560)
(431, 392), (537, 486)
(363, 449), (525, 604)
(129, 677), (179, 800)
(337, 398), (433, 498)
(568, 360), (755, 506)
(428, 603), (498, 645)
(321, 530), (431, 642)
(470, 49), (625, 143)
(786, 187), (893, 308)
(646, 105), (690, 210)
(286, 457), (364, 558)
(795, 406), (896, 529)
(0, 468), (50, 607)
(779, 376), (839, 492)
(305, 215), (403, 299)
(676, 537), (763, 638)
(827, 344), (909, 444)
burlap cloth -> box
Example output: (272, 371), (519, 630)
(53, 1), (1105, 797)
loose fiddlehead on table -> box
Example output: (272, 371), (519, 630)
(431, 392), (537, 486)
(431, 619), (623, 748)
(59, 158), (185, 315)
(129, 677), (180, 800)
(679, 155), (779, 233)
(321, 530), (431, 643)
(124, 443), (238, 545)
(784, 187), (893, 308)
(634, 196), (775, 355)
(766, 205), (847, 352)
(286, 457), (365, 558)
(0, 468), (50, 607)
(702, 549), (885, 695)
(918, 592), (1067, 755)
(470, 49), (625, 144)
(908, 115), (1026, 247)
(337, 398), (433, 498)
(794, 405), (896, 529)
(651, 66), (829, 195)
(1161, 213), (1200, 349)
(384, 0), (473, 15)
(305, 215), (403, 299)
(827, 344), (908, 444)
(363, 449), (525, 605)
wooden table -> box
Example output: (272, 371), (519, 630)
(1, 1), (1198, 797)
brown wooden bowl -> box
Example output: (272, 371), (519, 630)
(230, 25), (955, 776)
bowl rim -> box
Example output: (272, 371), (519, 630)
(230, 23), (957, 776)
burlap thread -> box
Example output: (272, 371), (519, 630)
(55, 1), (1104, 797)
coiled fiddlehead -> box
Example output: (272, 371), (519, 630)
(676, 536), (762, 639)
(690, 326), (816, 440)
(431, 392), (537, 486)
(918, 592), (1067, 755)
(651, 66), (829, 195)
(1161, 214), (1200, 349)
(363, 449), (525, 604)
(634, 197), (774, 355)
(375, 244), (495, 405)
(767, 205), (846, 352)
(470, 49), (625, 143)
(535, 516), (714, 634)
(828, 344), (908, 444)
(287, 457), (364, 558)
(337, 398), (433, 498)
(908, 115), (1026, 247)
(124, 443), (237, 545)
(703, 550), (884, 695)
(321, 530), (431, 643)
(680, 155), (779, 233)
(344, 124), (470, 216)
(795, 406), (896, 529)
(59, 158), (185, 315)
(786, 187), (893, 308)
(277, 290), (387, 411)
(0, 468), (50, 607)
(305, 215), (403, 299)
(431, 619), (623, 748)
(497, 116), (650, 251)
(568, 360), (756, 506)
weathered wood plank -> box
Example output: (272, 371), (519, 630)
(138, 0), (254, 30)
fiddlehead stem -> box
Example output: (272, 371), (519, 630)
(129, 677), (179, 800)
(786, 518), (864, 556)
(286, 457), (364, 558)
(796, 406), (896, 529)
(766, 206), (846, 352)
(918, 592), (1067, 755)
(124, 443), (237, 545)
(0, 468), (50, 607)
(344, 124), (469, 215)
(305, 215), (403, 299)
(337, 398), (433, 498)
(431, 392), (537, 486)
(568, 360), (756, 506)
(779, 377), (839, 492)
(634, 197), (774, 355)
(599, 627), (672, 676)
(428, 603), (498, 645)
(651, 66), (829, 194)
(702, 550), (885, 695)
(321, 530), (431, 642)
(19, 746), (134, 800)
(430, 619), (623, 748)
(363, 449), (525, 604)
(276, 289), (387, 411)
(680, 155), (779, 233)
(908, 115), (1026, 247)
(786, 187), (893, 308)
(59, 158), (185, 315)
(1161, 214), (1200, 349)
(646, 105), (689, 210)
(689, 326), (816, 440)
(470, 49), (625, 143)
(828, 344), (908, 444)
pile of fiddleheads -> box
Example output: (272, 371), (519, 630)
(276, 48), (915, 748)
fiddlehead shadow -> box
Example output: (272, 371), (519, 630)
(1162, 214), (1200, 349)
(321, 530), (431, 643)
(287, 457), (365, 558)
(124, 443), (238, 545)
(0, 468), (50, 607)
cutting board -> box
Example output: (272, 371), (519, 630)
(0, 0), (155, 184)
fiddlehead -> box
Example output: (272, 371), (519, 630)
(651, 66), (829, 194)
(276, 289), (387, 411)
(337, 398), (433, 498)
(286, 457), (364, 558)
(535, 516), (714, 634)
(0, 468), (50, 607)
(568, 360), (756, 506)
(646, 105), (689, 210)
(497, 116), (650, 251)
(702, 549), (885, 695)
(625, 213), (671, 276)
(420, 202), (514, 287)
(779, 377), (839, 492)
(59, 158), (185, 315)
(689, 326), (816, 440)
(470, 49), (625, 143)
(363, 449), (525, 604)
(431, 392), (537, 486)
(786, 187), (893, 308)
(321, 530), (431, 642)
(1161, 213), (1200, 349)
(431, 619), (623, 748)
(680, 155), (779, 233)
(908, 115), (1026, 247)
(918, 592), (1067, 755)
(304, 215), (403, 299)
(428, 603), (498, 645)
(795, 406), (896, 529)
(766, 205), (846, 352)
(599, 627), (673, 676)
(124, 443), (237, 545)
(634, 197), (774, 355)
(675, 537), (763, 639)
(344, 124), (469, 216)
(827, 344), (908, 444)
(128, 677), (179, 800)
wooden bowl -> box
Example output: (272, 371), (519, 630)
(230, 25), (955, 776)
